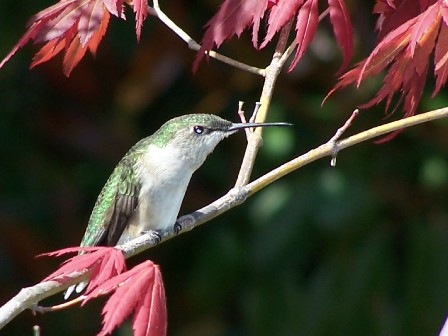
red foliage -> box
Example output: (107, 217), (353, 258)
(84, 261), (167, 336)
(328, 0), (353, 73)
(329, 0), (448, 141)
(2, 0), (353, 76)
(193, 0), (353, 73)
(0, 0), (148, 76)
(85, 247), (127, 293)
(39, 246), (125, 282)
(289, 0), (319, 71)
(133, 0), (149, 41)
(2, 0), (446, 132)
(260, 0), (305, 49)
(40, 247), (167, 336)
(193, 0), (270, 72)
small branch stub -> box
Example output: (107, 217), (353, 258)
(328, 109), (360, 166)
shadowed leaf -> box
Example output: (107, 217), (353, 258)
(288, 0), (319, 71)
(328, 0), (353, 73)
(193, 0), (270, 71)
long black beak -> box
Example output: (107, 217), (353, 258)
(228, 122), (293, 131)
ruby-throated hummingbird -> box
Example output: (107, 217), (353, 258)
(65, 113), (290, 298)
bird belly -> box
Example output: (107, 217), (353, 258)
(117, 175), (190, 244)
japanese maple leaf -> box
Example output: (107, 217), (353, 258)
(39, 246), (126, 285)
(329, 1), (447, 141)
(328, 0), (354, 73)
(193, 0), (271, 71)
(40, 247), (166, 335)
(288, 0), (319, 71)
(85, 260), (167, 336)
(194, 0), (353, 74)
(0, 0), (148, 76)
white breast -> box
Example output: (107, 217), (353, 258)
(117, 143), (195, 244)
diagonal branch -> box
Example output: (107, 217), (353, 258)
(150, 0), (265, 76)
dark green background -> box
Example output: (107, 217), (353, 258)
(1, 1), (448, 335)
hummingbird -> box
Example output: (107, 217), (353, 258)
(65, 113), (290, 298)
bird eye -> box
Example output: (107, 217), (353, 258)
(193, 125), (205, 134)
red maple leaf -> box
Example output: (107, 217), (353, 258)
(328, 0), (353, 73)
(39, 246), (126, 284)
(85, 248), (127, 293)
(328, 1), (447, 141)
(194, 0), (353, 74)
(289, 0), (319, 71)
(374, 0), (424, 40)
(434, 21), (448, 94)
(260, 0), (305, 49)
(193, 0), (270, 71)
(85, 261), (167, 336)
(0, 0), (148, 76)
(132, 0), (149, 41)
(40, 247), (166, 335)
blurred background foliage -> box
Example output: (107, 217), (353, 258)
(1, 1), (448, 335)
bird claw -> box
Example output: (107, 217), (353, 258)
(175, 214), (195, 233)
(141, 230), (162, 244)
(173, 222), (182, 235)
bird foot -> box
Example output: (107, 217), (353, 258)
(175, 214), (196, 234)
(140, 229), (162, 244)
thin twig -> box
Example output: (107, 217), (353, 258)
(237, 101), (247, 123)
(151, 0), (265, 76)
(328, 109), (359, 143)
(237, 101), (262, 138)
(328, 109), (360, 166)
(250, 102), (262, 123)
(235, 20), (293, 187)
(237, 101), (250, 138)
(319, 8), (330, 22)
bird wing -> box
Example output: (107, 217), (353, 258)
(66, 157), (141, 300)
(80, 157), (141, 247)
(105, 173), (140, 245)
